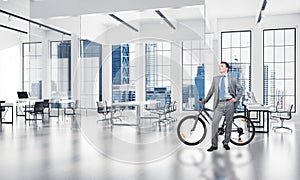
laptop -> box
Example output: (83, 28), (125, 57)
(17, 91), (29, 99)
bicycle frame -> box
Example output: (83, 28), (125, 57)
(195, 105), (244, 136)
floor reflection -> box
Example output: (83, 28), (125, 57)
(0, 111), (299, 179)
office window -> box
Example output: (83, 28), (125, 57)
(145, 42), (171, 105)
(112, 44), (136, 103)
(50, 41), (71, 100)
(80, 40), (102, 108)
(182, 40), (207, 111)
(22, 42), (43, 99)
(221, 31), (251, 111)
(263, 28), (296, 112)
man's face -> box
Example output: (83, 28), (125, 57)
(219, 63), (228, 74)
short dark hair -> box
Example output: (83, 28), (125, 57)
(220, 61), (230, 69)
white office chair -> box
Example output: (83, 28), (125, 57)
(272, 104), (293, 133)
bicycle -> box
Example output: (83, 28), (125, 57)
(177, 103), (255, 146)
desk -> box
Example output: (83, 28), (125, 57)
(49, 99), (75, 117)
(0, 103), (14, 124)
(110, 101), (141, 126)
(110, 101), (159, 126)
(16, 99), (39, 117)
(244, 104), (270, 133)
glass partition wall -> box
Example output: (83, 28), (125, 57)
(21, 16), (79, 106)
(22, 42), (43, 99)
(80, 40), (102, 109)
(50, 40), (71, 100)
(145, 42), (171, 106)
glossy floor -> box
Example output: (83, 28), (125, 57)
(0, 111), (299, 180)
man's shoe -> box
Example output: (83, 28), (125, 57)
(207, 146), (218, 152)
(223, 144), (230, 150)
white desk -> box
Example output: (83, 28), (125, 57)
(16, 99), (40, 116)
(246, 104), (270, 111)
(49, 99), (75, 117)
(110, 101), (159, 126)
(0, 103), (14, 124)
(243, 103), (271, 133)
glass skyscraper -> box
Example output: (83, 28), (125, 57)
(194, 65), (205, 110)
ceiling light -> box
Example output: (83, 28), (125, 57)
(155, 10), (176, 30)
(256, 0), (268, 24)
(0, 24), (27, 34)
(108, 14), (139, 32)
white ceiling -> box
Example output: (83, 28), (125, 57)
(1, 0), (299, 39)
(80, 6), (206, 27)
(206, 0), (300, 19)
(27, 0), (300, 20)
(29, 0), (205, 19)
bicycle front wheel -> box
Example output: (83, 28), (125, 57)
(230, 115), (255, 146)
(177, 115), (207, 146)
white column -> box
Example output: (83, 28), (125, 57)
(252, 27), (263, 102)
(135, 42), (145, 103)
(71, 35), (80, 101)
(102, 45), (112, 102)
(171, 41), (182, 112)
(42, 32), (50, 99)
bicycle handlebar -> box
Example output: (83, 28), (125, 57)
(198, 98), (213, 112)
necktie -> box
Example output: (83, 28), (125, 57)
(220, 75), (225, 99)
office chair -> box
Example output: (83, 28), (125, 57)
(96, 101), (110, 122)
(43, 99), (50, 117)
(25, 101), (45, 127)
(272, 104), (293, 133)
(144, 100), (159, 116)
(64, 100), (79, 115)
(152, 102), (171, 127)
(167, 101), (177, 123)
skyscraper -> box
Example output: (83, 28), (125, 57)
(270, 70), (275, 107)
(229, 63), (242, 110)
(263, 65), (269, 105)
(121, 44), (129, 84)
(112, 45), (121, 85)
(194, 64), (205, 110)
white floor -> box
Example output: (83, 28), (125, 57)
(0, 110), (299, 180)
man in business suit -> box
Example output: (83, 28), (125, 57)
(200, 61), (243, 151)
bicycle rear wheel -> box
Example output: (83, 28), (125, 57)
(230, 115), (255, 146)
(177, 115), (207, 146)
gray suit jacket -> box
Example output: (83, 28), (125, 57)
(204, 75), (243, 110)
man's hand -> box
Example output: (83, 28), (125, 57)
(199, 99), (206, 104)
(229, 98), (237, 103)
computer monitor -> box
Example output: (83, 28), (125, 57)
(17, 91), (29, 99)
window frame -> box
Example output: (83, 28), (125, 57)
(221, 30), (252, 111)
(262, 28), (296, 113)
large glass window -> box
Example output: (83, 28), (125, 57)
(145, 42), (171, 106)
(80, 40), (102, 109)
(22, 42), (43, 99)
(263, 28), (296, 112)
(182, 40), (207, 110)
(112, 44), (136, 103)
(221, 31), (251, 111)
(50, 41), (71, 100)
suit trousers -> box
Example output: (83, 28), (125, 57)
(211, 101), (235, 147)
